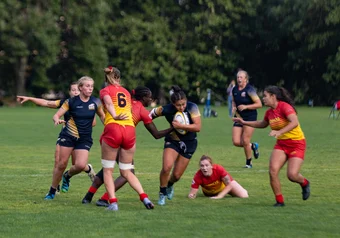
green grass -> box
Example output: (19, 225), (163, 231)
(1, 106), (340, 237)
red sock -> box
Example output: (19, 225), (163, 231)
(88, 186), (97, 194)
(108, 197), (118, 204)
(139, 193), (148, 201)
(275, 194), (284, 204)
(301, 178), (309, 187)
(101, 192), (109, 201)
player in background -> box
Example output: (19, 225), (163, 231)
(81, 86), (173, 206)
(188, 155), (248, 199)
(16, 82), (96, 188)
(233, 85), (310, 206)
(44, 76), (105, 200)
(100, 66), (154, 211)
(232, 70), (262, 168)
(149, 85), (201, 206)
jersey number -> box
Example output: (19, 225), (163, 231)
(117, 93), (127, 107)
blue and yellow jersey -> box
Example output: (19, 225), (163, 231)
(152, 101), (200, 141)
(59, 95), (102, 138)
(264, 101), (305, 140)
(232, 84), (259, 119)
(55, 99), (70, 122)
(100, 85), (134, 127)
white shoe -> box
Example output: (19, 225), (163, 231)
(106, 202), (118, 211)
(87, 164), (96, 182)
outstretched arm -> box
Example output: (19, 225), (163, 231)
(232, 117), (269, 128)
(17, 96), (59, 108)
(144, 122), (173, 139)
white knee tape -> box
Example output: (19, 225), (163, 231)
(101, 159), (116, 168)
(119, 162), (134, 170)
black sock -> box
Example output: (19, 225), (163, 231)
(64, 171), (72, 179)
(49, 186), (57, 195)
(85, 166), (91, 173)
(160, 187), (167, 195)
(85, 192), (94, 200)
(167, 181), (174, 188)
(246, 158), (252, 165)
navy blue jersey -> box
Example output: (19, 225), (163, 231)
(232, 84), (259, 120)
(152, 101), (201, 141)
(59, 96), (102, 138)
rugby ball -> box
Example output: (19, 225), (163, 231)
(173, 111), (189, 135)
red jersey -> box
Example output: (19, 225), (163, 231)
(132, 100), (152, 126)
(100, 85), (134, 127)
(264, 101), (305, 140)
(191, 164), (234, 196)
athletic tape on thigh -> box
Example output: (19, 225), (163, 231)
(119, 162), (134, 170)
(101, 159), (116, 168)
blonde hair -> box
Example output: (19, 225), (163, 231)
(199, 155), (213, 166)
(77, 76), (94, 89)
(104, 66), (121, 85)
(237, 70), (249, 83)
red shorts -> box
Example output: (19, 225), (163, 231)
(100, 123), (136, 150)
(274, 139), (306, 160)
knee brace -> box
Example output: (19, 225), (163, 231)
(101, 159), (116, 168)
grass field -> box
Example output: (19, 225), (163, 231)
(1, 105), (340, 237)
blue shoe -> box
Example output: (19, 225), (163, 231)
(243, 164), (252, 169)
(44, 192), (55, 200)
(61, 171), (70, 193)
(96, 199), (109, 207)
(166, 186), (174, 200)
(302, 181), (310, 200)
(158, 193), (166, 206)
(252, 143), (260, 159)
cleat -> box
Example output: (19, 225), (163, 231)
(302, 181), (310, 200)
(44, 192), (55, 200)
(251, 143), (260, 159)
(166, 186), (174, 200)
(106, 202), (118, 211)
(273, 202), (285, 207)
(243, 164), (252, 169)
(96, 199), (109, 207)
(87, 164), (96, 182)
(158, 193), (166, 206)
(82, 196), (92, 204)
(142, 198), (154, 209)
(61, 171), (70, 193)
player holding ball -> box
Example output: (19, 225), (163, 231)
(150, 85), (201, 206)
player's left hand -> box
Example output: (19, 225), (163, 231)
(237, 104), (248, 111)
(269, 130), (282, 138)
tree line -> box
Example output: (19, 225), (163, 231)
(1, 0), (339, 105)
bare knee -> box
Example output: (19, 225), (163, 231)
(287, 171), (299, 182)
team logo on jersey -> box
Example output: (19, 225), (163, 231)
(88, 103), (95, 110)
(241, 92), (246, 97)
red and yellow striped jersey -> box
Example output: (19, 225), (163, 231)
(264, 101), (304, 140)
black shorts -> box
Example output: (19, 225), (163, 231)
(233, 114), (257, 127)
(164, 139), (198, 159)
(56, 134), (93, 151)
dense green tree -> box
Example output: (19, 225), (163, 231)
(0, 0), (60, 96)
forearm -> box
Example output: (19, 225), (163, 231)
(242, 120), (267, 128)
(216, 184), (233, 198)
(279, 122), (298, 134)
(152, 127), (173, 139)
(182, 122), (201, 132)
(188, 188), (198, 199)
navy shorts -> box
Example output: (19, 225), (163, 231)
(56, 134), (93, 151)
(233, 114), (257, 127)
(164, 139), (198, 159)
